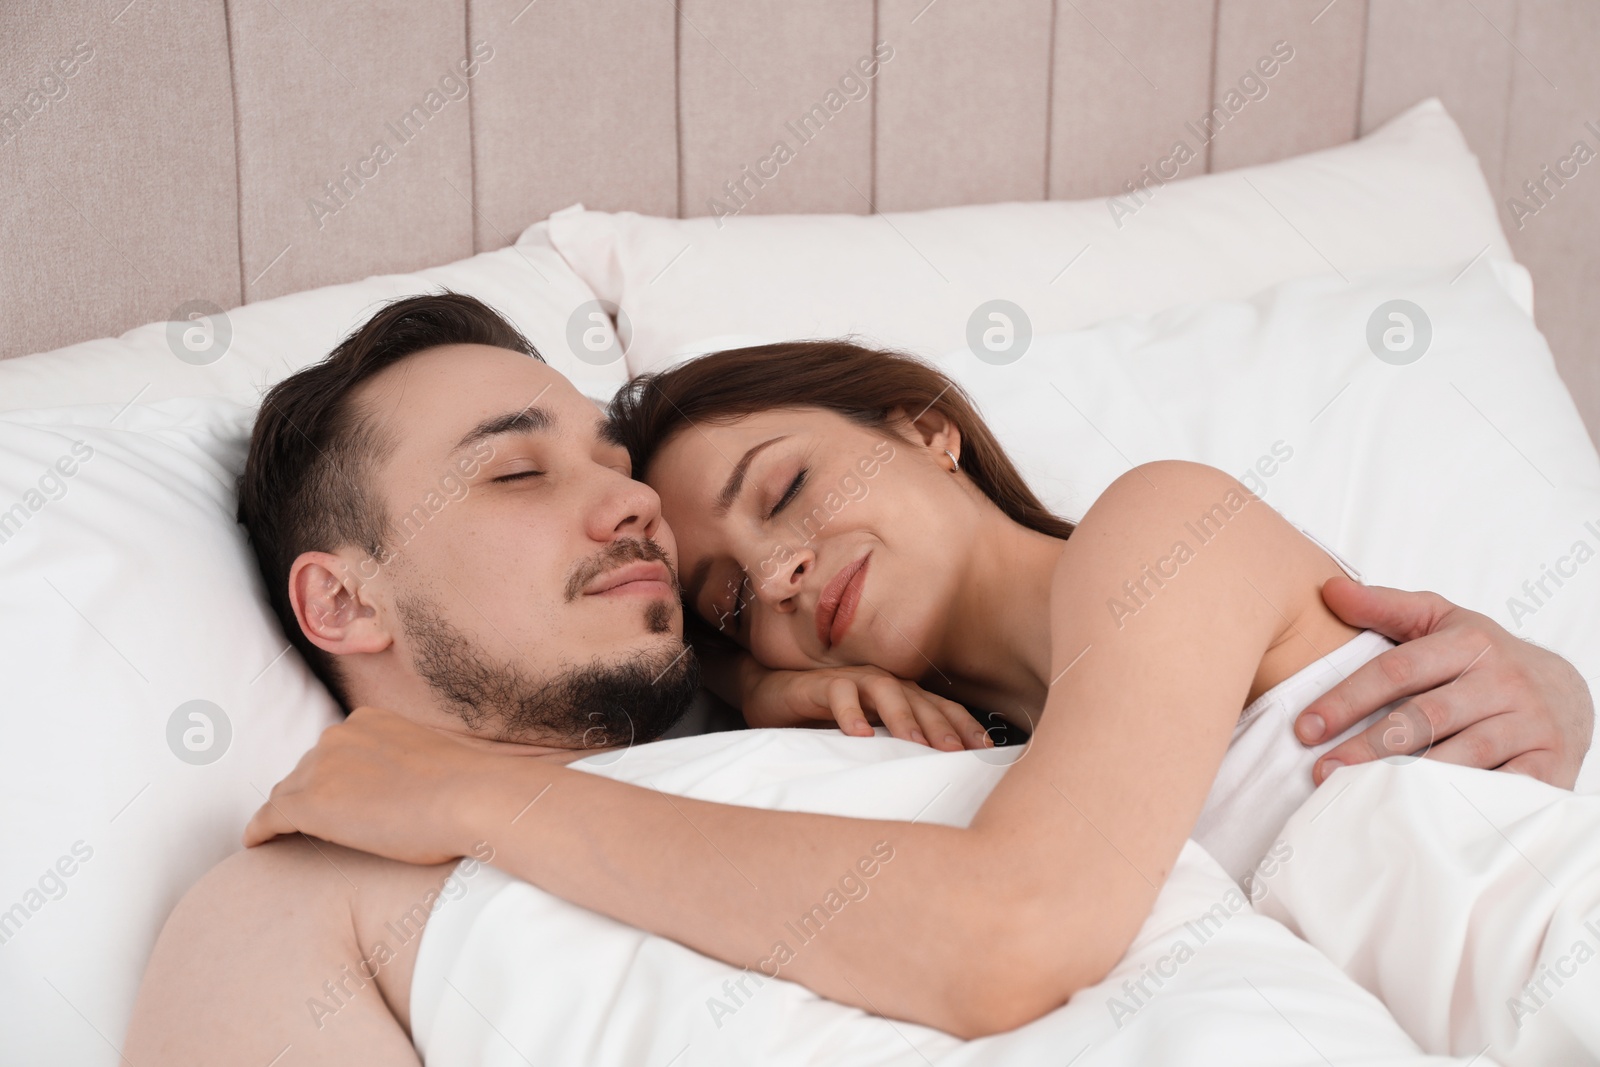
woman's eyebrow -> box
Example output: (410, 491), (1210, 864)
(714, 436), (788, 516)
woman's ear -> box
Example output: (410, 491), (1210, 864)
(288, 551), (392, 657)
(887, 405), (963, 469)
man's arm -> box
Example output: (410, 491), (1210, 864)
(1298, 577), (1595, 787)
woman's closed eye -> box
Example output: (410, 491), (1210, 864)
(767, 468), (808, 519)
(493, 469), (544, 483)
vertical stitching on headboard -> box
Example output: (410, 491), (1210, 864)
(465, 0), (479, 250)
(1204, 0), (1221, 172)
(674, 2), (685, 219)
(1495, 0), (1521, 195)
(1042, 0), (1059, 200)
(1352, 0), (1371, 136)
(869, 0), (880, 212)
(221, 0), (246, 308)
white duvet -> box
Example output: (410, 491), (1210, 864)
(411, 729), (1532, 1067)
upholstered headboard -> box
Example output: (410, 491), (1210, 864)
(3, 1), (1597, 441)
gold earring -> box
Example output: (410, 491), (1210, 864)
(944, 449), (960, 473)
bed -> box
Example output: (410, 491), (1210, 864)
(4, 3), (1600, 1065)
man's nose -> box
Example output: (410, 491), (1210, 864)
(584, 463), (663, 542)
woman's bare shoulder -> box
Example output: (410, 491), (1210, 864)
(1051, 460), (1359, 694)
(1059, 459), (1283, 573)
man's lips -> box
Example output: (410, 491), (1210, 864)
(815, 552), (870, 650)
(584, 560), (674, 597)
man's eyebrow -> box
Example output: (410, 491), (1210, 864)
(452, 407), (553, 454)
(714, 436), (787, 517)
(597, 415), (625, 449)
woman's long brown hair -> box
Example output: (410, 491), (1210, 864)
(607, 340), (1076, 541)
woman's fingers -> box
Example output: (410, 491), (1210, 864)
(906, 693), (965, 751)
(934, 696), (994, 750)
(908, 692), (991, 750)
(862, 678), (927, 745)
(825, 677), (876, 737)
(810, 669), (989, 751)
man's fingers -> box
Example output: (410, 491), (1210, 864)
(825, 678), (875, 737)
(1311, 673), (1508, 784)
(242, 802), (297, 848)
(1500, 750), (1561, 783)
(1311, 697), (1441, 785)
(1298, 631), (1480, 743)
(1423, 712), (1526, 773)
(1319, 576), (1453, 644)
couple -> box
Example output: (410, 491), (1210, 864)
(126, 293), (1594, 1062)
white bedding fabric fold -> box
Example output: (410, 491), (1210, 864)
(1261, 758), (1600, 1066)
(410, 728), (1489, 1066)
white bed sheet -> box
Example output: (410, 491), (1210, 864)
(412, 729), (1484, 1067)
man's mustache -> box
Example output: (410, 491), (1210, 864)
(563, 537), (679, 602)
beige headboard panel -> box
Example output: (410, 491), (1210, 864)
(3, 1), (1597, 442)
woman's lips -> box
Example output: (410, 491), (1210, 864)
(815, 552), (870, 650)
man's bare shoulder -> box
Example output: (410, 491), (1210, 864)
(181, 834), (444, 914)
(126, 834), (462, 1064)
(190, 835), (461, 975)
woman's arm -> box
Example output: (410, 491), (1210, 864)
(248, 461), (1346, 1036)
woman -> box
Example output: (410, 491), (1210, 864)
(247, 340), (1586, 1038)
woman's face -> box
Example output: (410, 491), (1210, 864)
(647, 406), (977, 677)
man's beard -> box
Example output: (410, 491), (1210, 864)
(396, 593), (698, 748)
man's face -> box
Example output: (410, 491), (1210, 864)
(348, 343), (694, 746)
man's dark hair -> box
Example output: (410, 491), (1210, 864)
(237, 291), (541, 706)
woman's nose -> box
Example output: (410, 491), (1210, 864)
(751, 543), (814, 610)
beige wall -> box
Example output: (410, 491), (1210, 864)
(2, 0), (1596, 443)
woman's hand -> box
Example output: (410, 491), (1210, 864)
(1300, 577), (1594, 787)
(243, 707), (538, 864)
(743, 664), (993, 751)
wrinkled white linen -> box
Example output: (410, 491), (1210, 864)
(1261, 758), (1600, 1066)
(412, 729), (1484, 1066)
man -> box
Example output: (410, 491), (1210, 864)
(124, 293), (1592, 1064)
(126, 293), (701, 1063)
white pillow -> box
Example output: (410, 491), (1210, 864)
(0, 221), (628, 412)
(931, 260), (1600, 789)
(0, 399), (340, 1066)
(546, 99), (1513, 375)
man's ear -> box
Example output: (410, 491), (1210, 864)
(288, 551), (392, 657)
(887, 405), (964, 469)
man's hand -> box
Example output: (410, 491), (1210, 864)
(1298, 577), (1594, 788)
(243, 707), (542, 864)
